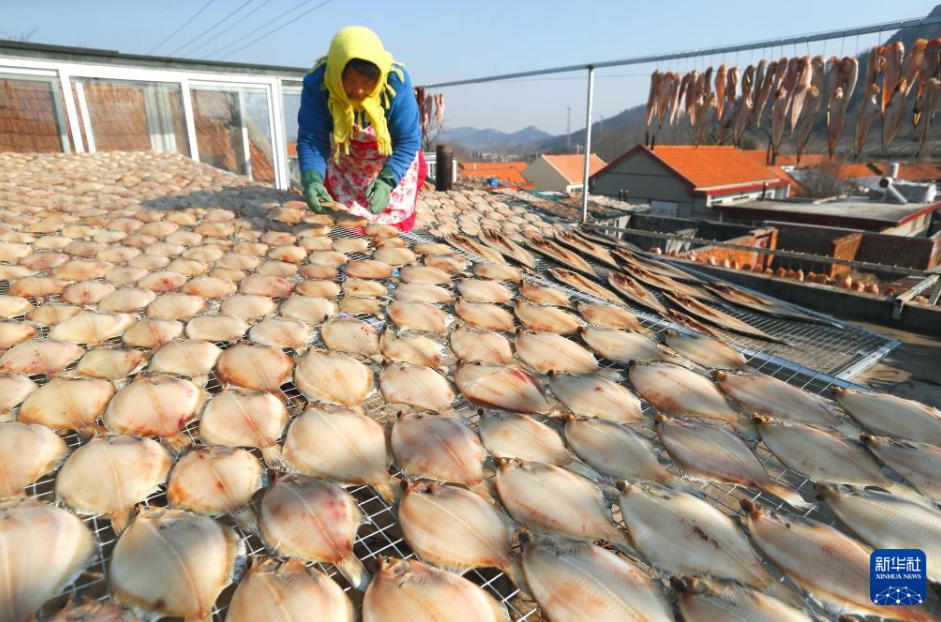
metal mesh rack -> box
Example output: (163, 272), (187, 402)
(5, 222), (929, 621)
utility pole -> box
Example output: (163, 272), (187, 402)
(566, 106), (571, 152)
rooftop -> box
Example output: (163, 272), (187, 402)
(719, 197), (941, 231)
(540, 153), (606, 183)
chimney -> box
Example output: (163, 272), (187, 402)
(888, 162), (900, 179)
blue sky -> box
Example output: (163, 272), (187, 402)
(3, 1), (939, 135)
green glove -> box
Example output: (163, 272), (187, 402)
(365, 168), (396, 214)
(301, 169), (333, 214)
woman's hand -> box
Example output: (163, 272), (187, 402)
(365, 168), (396, 214)
(301, 170), (334, 214)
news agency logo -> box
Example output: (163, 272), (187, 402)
(870, 549), (927, 606)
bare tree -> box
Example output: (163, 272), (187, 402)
(1, 28), (37, 42)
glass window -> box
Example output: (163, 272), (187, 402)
(191, 84), (275, 183)
(74, 77), (189, 155)
(282, 80), (302, 188)
(0, 73), (72, 153)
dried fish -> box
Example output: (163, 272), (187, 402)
(148, 339), (222, 380)
(833, 386), (941, 446)
(524, 234), (594, 275)
(74, 348), (138, 381)
(515, 330), (599, 373)
(521, 534), (674, 622)
(519, 280), (569, 307)
(455, 297), (515, 332)
(220, 293), (277, 320)
(110, 508), (240, 622)
(339, 296), (386, 317)
(48, 600), (146, 622)
(514, 299), (581, 335)
(457, 279), (513, 304)
(0, 374), (38, 418)
(388, 300), (450, 335)
(444, 232), (507, 264)
(321, 316), (381, 357)
(663, 329), (746, 370)
(479, 229), (536, 269)
(56, 434), (171, 533)
(399, 265), (452, 285)
(576, 302), (644, 331)
(548, 268), (624, 306)
(0, 498), (95, 622)
(704, 282), (839, 326)
(0, 321), (37, 351)
(124, 318), (185, 348)
(363, 556), (510, 622)
(391, 413), (486, 488)
(425, 253), (470, 274)
(226, 558), (355, 622)
(167, 445), (263, 529)
(342, 278), (387, 298)
(379, 328), (443, 367)
(606, 272), (668, 314)
(657, 415), (810, 509)
(861, 434), (941, 503)
(216, 343), (293, 392)
(248, 317), (313, 351)
(818, 483), (941, 581)
(373, 246), (417, 266)
(61, 280), (116, 306)
(472, 261), (524, 282)
(629, 361), (742, 427)
(554, 230), (619, 269)
(741, 500), (934, 622)
(564, 415), (690, 490)
(392, 282), (452, 304)
(283, 406), (396, 502)
(98, 287), (158, 313)
(450, 325), (514, 364)
(495, 458), (632, 549)
(0, 422), (68, 499)
(548, 372), (644, 423)
(454, 362), (550, 414)
(25, 303), (81, 327)
(480, 411), (597, 479)
(399, 481), (524, 589)
(618, 483), (794, 600)
(296, 278), (341, 298)
(379, 361), (455, 412)
(18, 377), (115, 432)
(49, 311), (134, 345)
(673, 576), (812, 622)
(580, 327), (687, 366)
(344, 259), (393, 279)
(259, 474), (368, 591)
(294, 349), (375, 407)
(200, 389), (288, 467)
(104, 375), (205, 444)
(663, 292), (786, 343)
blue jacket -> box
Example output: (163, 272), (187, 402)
(296, 64), (421, 186)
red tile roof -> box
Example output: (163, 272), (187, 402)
(868, 161), (941, 182)
(459, 161), (528, 184)
(542, 154), (606, 183)
(594, 145), (785, 192)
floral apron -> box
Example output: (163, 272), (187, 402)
(324, 124), (425, 231)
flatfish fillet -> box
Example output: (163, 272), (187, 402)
(524, 235), (595, 275)
(226, 558), (355, 622)
(514, 330), (599, 373)
(0, 498), (95, 622)
(449, 325), (514, 365)
(819, 483), (941, 582)
(519, 280), (570, 307)
(453, 362), (550, 414)
(554, 230), (619, 268)
(514, 300), (581, 335)
(472, 261), (524, 282)
(199, 389), (288, 467)
(606, 271), (668, 315)
(392, 282), (452, 304)
(564, 415), (691, 490)
(457, 279), (513, 304)
(363, 556), (510, 622)
(455, 298), (515, 331)
(663, 329), (746, 370)
(0, 339), (85, 376)
(56, 434), (171, 533)
(673, 576), (812, 622)
(833, 386), (941, 446)
(861, 434), (941, 504)
(340, 278), (386, 298)
(18, 377), (115, 432)
(294, 349), (374, 407)
(110, 508), (240, 622)
(183, 315), (247, 343)
(494, 458), (632, 550)
(547, 372), (644, 423)
(443, 232), (507, 265)
(629, 361), (742, 427)
(741, 500), (935, 622)
(215, 343), (293, 392)
(520, 533), (674, 622)
(548, 268), (624, 306)
(617, 483), (794, 602)
(0, 374), (38, 418)
(388, 300), (449, 335)
(479, 228), (536, 269)
(320, 316), (380, 357)
(379, 329), (443, 367)
(0, 322), (37, 351)
(47, 600), (148, 622)
(480, 411), (597, 479)
(278, 295), (337, 324)
(576, 302), (644, 331)
(580, 327), (687, 366)
(103, 375), (205, 444)
(379, 361), (455, 412)
(705, 282), (838, 326)
(399, 265), (452, 285)
(399, 481), (525, 590)
(259, 474), (368, 591)
(391, 413), (486, 489)
(663, 292), (786, 343)
(148, 339), (222, 380)
(657, 416), (810, 509)
(716, 371), (844, 430)
(248, 317), (313, 351)
(124, 318), (185, 348)
(0, 422), (68, 499)
(283, 406), (396, 503)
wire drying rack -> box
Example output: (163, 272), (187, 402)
(6, 222), (929, 622)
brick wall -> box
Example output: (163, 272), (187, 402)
(855, 230), (941, 270)
(82, 83), (150, 151)
(0, 79), (64, 152)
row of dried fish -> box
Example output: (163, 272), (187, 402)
(645, 38), (941, 161)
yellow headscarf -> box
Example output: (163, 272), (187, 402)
(311, 26), (404, 159)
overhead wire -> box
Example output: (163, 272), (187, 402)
(146, 0), (217, 55)
(212, 0), (336, 61)
(204, 0), (325, 60)
(165, 0), (258, 57)
(182, 0), (275, 57)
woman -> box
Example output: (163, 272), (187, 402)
(296, 26), (425, 231)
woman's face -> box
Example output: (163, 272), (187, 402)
(342, 66), (379, 102)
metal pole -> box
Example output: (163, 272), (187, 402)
(581, 66), (594, 225)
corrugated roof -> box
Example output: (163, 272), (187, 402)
(542, 153), (606, 183)
(642, 145), (782, 189)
